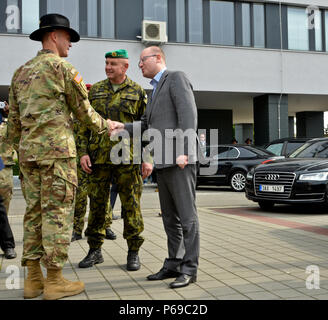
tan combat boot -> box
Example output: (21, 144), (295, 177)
(24, 260), (45, 299)
(43, 269), (85, 300)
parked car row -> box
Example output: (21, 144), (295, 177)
(196, 144), (282, 192)
(197, 136), (328, 211)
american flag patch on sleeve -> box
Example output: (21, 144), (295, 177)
(73, 72), (83, 84)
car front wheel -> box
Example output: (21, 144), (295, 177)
(230, 171), (246, 192)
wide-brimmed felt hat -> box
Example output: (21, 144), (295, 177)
(29, 13), (80, 42)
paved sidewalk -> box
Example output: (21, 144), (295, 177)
(1, 188), (328, 300)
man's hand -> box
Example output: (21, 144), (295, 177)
(176, 155), (188, 169)
(80, 154), (92, 174)
(109, 120), (125, 136)
(142, 162), (153, 180)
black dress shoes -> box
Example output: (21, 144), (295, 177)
(4, 248), (17, 259)
(169, 274), (197, 289)
(147, 267), (180, 281)
(127, 250), (140, 271)
(71, 231), (82, 242)
(78, 248), (104, 268)
(105, 228), (117, 240)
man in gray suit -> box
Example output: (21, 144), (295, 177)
(111, 46), (199, 289)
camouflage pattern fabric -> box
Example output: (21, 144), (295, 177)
(0, 167), (13, 214)
(0, 122), (15, 213)
(72, 120), (112, 235)
(85, 164), (144, 250)
(7, 49), (108, 159)
(7, 49), (109, 269)
(19, 158), (77, 269)
(76, 77), (147, 164)
(76, 77), (147, 250)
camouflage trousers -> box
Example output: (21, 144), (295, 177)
(73, 164), (112, 235)
(0, 166), (13, 214)
(19, 158), (77, 269)
(85, 164), (144, 251)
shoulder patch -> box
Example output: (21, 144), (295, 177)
(73, 72), (83, 85)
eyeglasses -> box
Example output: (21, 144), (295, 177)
(138, 54), (157, 66)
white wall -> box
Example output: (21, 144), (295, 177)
(2, 34), (328, 96)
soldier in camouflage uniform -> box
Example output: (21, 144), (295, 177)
(71, 84), (116, 242)
(77, 49), (147, 271)
(0, 102), (15, 214)
(0, 103), (17, 259)
(7, 14), (111, 300)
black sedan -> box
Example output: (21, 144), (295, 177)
(245, 137), (328, 210)
(197, 144), (280, 192)
(264, 137), (309, 157)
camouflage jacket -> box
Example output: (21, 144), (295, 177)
(7, 49), (108, 162)
(0, 121), (15, 165)
(76, 76), (147, 164)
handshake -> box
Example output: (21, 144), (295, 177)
(106, 120), (124, 136)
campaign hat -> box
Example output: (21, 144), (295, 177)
(29, 13), (80, 42)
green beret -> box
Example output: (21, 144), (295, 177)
(105, 49), (129, 59)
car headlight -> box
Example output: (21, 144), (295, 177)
(299, 172), (328, 181)
(247, 169), (254, 180)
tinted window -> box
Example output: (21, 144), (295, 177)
(238, 147), (257, 158)
(266, 143), (283, 156)
(212, 147), (230, 159)
(228, 147), (239, 158)
(285, 142), (305, 155)
(290, 141), (328, 158)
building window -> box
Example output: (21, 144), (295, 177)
(47, 0), (79, 32)
(210, 0), (235, 46)
(87, 0), (97, 37)
(253, 3), (265, 48)
(187, 0), (203, 44)
(325, 11), (328, 52)
(144, 0), (167, 22)
(242, 2), (251, 47)
(176, 0), (186, 42)
(314, 9), (322, 51)
(287, 7), (309, 51)
(100, 0), (114, 38)
(22, 0), (39, 34)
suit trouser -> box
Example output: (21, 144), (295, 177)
(0, 195), (15, 251)
(156, 164), (199, 276)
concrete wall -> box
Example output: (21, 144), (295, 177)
(2, 34), (328, 96)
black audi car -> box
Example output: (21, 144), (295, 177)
(197, 144), (281, 192)
(245, 137), (328, 210)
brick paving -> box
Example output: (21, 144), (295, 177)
(1, 188), (328, 300)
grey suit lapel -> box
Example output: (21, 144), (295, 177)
(147, 70), (168, 121)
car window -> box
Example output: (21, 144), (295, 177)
(266, 143), (283, 156)
(238, 147), (257, 158)
(285, 142), (305, 155)
(212, 147), (230, 159)
(227, 147), (239, 158)
(290, 141), (328, 158)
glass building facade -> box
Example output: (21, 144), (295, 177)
(1, 0), (328, 52)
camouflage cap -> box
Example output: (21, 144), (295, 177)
(105, 49), (129, 59)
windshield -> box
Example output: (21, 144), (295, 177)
(289, 141), (328, 158)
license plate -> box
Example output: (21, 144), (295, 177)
(259, 185), (284, 192)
